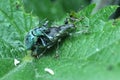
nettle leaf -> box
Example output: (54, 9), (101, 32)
(77, 4), (96, 17)
(0, 0), (39, 58)
(0, 0), (38, 78)
(0, 0), (120, 80)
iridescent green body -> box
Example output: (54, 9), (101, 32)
(25, 19), (75, 57)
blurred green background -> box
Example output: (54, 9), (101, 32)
(23, 0), (120, 22)
(23, 0), (90, 21)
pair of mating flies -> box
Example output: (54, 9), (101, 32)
(25, 15), (81, 57)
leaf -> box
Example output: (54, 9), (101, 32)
(0, 1), (120, 80)
(89, 5), (118, 32)
(0, 0), (39, 58)
(77, 4), (96, 17)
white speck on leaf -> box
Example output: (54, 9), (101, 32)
(44, 68), (54, 75)
(14, 59), (20, 66)
(96, 48), (100, 52)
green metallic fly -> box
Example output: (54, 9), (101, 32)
(25, 15), (78, 57)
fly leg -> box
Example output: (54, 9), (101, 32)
(43, 21), (49, 27)
(41, 20), (54, 41)
(40, 38), (47, 47)
(36, 48), (47, 58)
(54, 39), (61, 58)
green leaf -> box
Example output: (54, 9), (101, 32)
(0, 0), (39, 58)
(90, 5), (118, 29)
(77, 4), (96, 17)
(0, 1), (120, 80)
